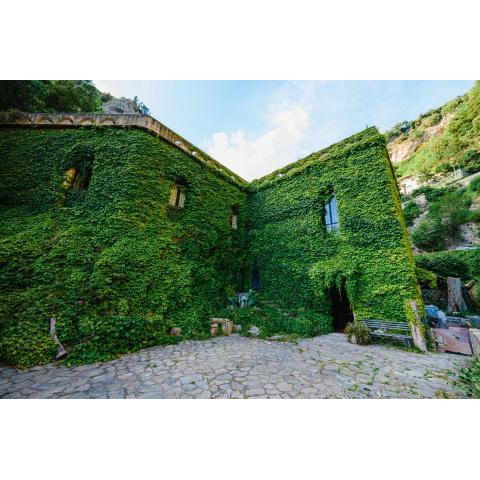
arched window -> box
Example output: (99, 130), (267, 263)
(325, 195), (339, 232)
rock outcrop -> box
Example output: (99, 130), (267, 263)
(102, 96), (143, 114)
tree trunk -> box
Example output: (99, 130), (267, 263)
(50, 316), (67, 359)
(447, 277), (467, 315)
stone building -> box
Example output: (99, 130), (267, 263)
(0, 112), (425, 365)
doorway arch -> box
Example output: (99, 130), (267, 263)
(330, 283), (354, 332)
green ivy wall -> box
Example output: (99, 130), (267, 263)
(0, 127), (247, 366)
(0, 125), (422, 367)
(247, 128), (423, 326)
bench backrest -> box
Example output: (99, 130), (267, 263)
(361, 319), (411, 334)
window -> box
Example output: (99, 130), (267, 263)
(169, 183), (186, 209)
(231, 206), (239, 230)
(324, 195), (339, 232)
(62, 166), (93, 190)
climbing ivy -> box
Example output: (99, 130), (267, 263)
(247, 128), (423, 327)
(0, 127), (247, 367)
(0, 125), (423, 367)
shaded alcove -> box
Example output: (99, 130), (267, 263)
(330, 284), (354, 332)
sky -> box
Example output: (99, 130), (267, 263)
(94, 80), (475, 181)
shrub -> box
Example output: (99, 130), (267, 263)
(411, 218), (444, 251)
(415, 266), (437, 288)
(468, 176), (480, 194)
(415, 249), (480, 280)
(409, 128), (424, 141)
(424, 111), (442, 127)
(461, 150), (480, 174)
(403, 201), (421, 226)
(345, 322), (371, 345)
(459, 358), (480, 398)
(410, 191), (471, 251)
(65, 315), (182, 365)
(216, 302), (333, 338)
(0, 319), (57, 368)
(416, 185), (449, 203)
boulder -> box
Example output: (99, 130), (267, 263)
(248, 325), (260, 336)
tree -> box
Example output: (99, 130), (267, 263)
(0, 80), (102, 113)
(133, 95), (150, 115)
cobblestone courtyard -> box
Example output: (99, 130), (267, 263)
(0, 334), (468, 399)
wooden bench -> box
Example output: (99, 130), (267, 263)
(360, 319), (413, 347)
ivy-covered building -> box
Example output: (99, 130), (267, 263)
(0, 112), (424, 367)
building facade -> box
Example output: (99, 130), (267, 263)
(0, 113), (425, 366)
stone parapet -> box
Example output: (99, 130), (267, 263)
(0, 111), (246, 185)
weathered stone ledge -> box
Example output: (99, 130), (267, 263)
(0, 111), (246, 186)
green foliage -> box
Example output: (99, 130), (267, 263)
(0, 80), (102, 113)
(414, 249), (480, 281)
(65, 315), (182, 365)
(469, 176), (480, 194)
(247, 128), (422, 325)
(0, 319), (57, 367)
(414, 266), (437, 288)
(0, 127), (247, 367)
(218, 302), (333, 338)
(394, 82), (480, 179)
(384, 121), (411, 142)
(132, 96), (150, 115)
(462, 150), (480, 174)
(403, 201), (421, 226)
(345, 322), (371, 345)
(459, 358), (480, 398)
(416, 185), (454, 202)
(0, 125), (424, 367)
(410, 190), (471, 251)
(424, 111), (442, 127)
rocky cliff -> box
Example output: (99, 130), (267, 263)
(385, 81), (480, 184)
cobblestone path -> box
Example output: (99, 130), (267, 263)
(0, 334), (468, 399)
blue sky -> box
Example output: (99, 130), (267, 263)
(94, 80), (474, 180)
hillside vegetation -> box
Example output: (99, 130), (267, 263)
(0, 80), (149, 115)
(387, 81), (480, 180)
(384, 82), (480, 254)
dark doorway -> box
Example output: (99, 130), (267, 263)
(252, 261), (260, 291)
(330, 284), (354, 332)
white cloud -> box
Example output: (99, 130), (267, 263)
(203, 103), (310, 181)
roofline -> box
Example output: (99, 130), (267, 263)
(0, 112), (247, 186)
(250, 126), (381, 189)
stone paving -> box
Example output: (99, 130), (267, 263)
(0, 334), (469, 399)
